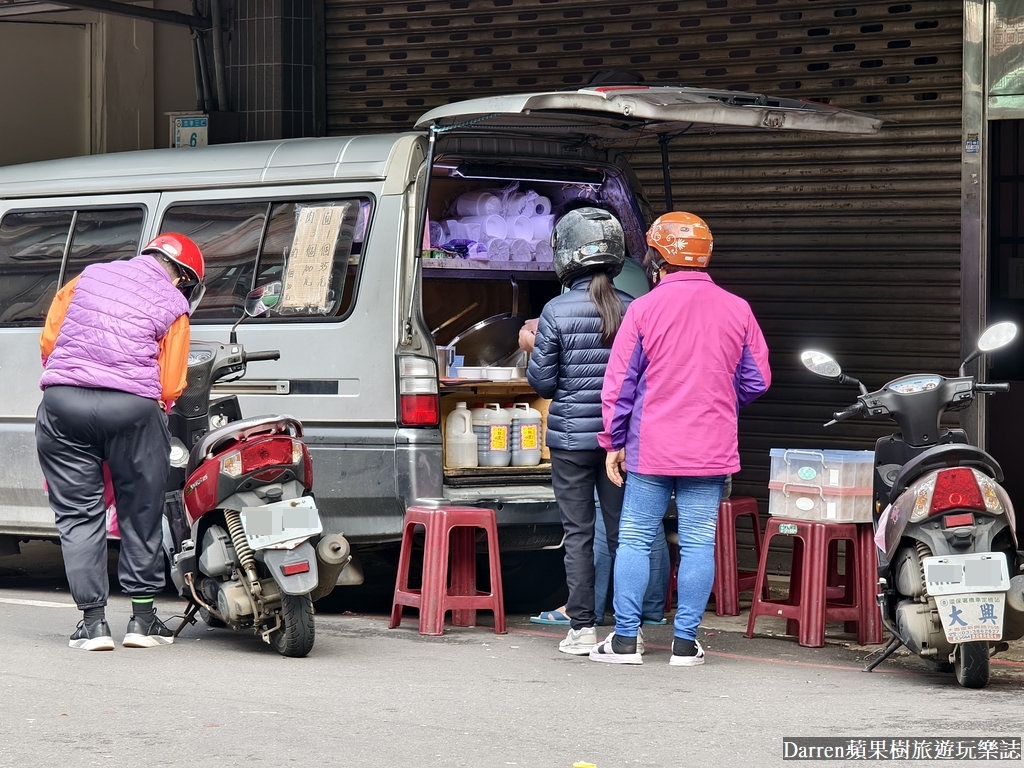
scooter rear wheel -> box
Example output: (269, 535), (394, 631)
(269, 594), (315, 657)
(954, 641), (990, 689)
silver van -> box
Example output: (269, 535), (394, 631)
(0, 85), (879, 584)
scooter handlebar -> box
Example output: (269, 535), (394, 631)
(244, 350), (281, 362)
(975, 382), (1010, 393)
(824, 402), (867, 428)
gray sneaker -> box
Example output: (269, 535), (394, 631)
(558, 626), (597, 655)
(637, 628), (646, 656)
(69, 620), (115, 651)
(123, 614), (175, 648)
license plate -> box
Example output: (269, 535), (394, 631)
(933, 592), (1006, 643)
(923, 553), (1010, 596)
(240, 496), (322, 549)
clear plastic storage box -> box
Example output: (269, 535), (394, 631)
(767, 481), (873, 523)
(769, 448), (874, 490)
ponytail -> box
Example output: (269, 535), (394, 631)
(589, 271), (625, 346)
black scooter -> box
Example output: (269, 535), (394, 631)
(801, 322), (1024, 688)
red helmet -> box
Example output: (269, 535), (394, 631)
(142, 233), (206, 311)
(646, 212), (713, 268)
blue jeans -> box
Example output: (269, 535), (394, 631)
(612, 473), (725, 641)
(594, 506), (669, 623)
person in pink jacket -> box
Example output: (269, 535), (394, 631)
(590, 211), (771, 666)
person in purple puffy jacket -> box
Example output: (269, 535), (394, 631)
(35, 233), (205, 651)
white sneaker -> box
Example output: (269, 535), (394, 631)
(588, 632), (643, 665)
(637, 628), (646, 656)
(558, 626), (597, 655)
(669, 639), (706, 667)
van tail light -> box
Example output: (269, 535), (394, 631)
(398, 355), (439, 427)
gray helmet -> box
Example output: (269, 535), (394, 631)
(551, 207), (626, 287)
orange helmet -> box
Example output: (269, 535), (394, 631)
(142, 233), (206, 312)
(646, 212), (713, 268)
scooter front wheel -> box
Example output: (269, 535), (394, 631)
(269, 594), (315, 657)
(954, 641), (990, 689)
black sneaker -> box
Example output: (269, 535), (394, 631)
(122, 615), (174, 648)
(69, 620), (115, 651)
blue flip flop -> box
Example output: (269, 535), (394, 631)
(529, 609), (570, 626)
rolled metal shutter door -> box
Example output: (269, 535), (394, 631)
(325, 0), (963, 502)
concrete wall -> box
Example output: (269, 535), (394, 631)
(0, 20), (90, 164)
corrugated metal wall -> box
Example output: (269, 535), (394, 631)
(324, 0), (964, 502)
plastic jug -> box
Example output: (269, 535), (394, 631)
(510, 402), (543, 466)
(445, 402), (478, 468)
(472, 403), (511, 467)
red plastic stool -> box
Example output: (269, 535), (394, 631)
(389, 505), (506, 636)
(709, 496), (770, 616)
(666, 496), (770, 616)
(744, 517), (881, 647)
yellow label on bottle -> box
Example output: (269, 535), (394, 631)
(520, 424), (538, 450)
(489, 425), (508, 451)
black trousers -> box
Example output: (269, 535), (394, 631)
(35, 386), (170, 610)
(549, 447), (624, 630)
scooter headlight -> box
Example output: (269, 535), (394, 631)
(169, 438), (189, 469)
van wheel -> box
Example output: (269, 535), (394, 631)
(501, 549), (567, 614)
(315, 544), (400, 614)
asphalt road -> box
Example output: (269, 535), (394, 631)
(2, 543), (1023, 768)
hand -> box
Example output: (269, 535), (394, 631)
(605, 449), (626, 487)
(518, 317), (539, 353)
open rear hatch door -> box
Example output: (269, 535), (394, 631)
(415, 84), (883, 140)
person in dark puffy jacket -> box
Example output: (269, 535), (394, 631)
(524, 255), (671, 630)
(35, 233), (206, 651)
(526, 206), (633, 656)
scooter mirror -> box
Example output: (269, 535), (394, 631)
(245, 281), (283, 317)
(800, 350), (843, 379)
(977, 321), (1018, 353)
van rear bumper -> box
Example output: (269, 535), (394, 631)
(440, 483), (563, 549)
(306, 433), (563, 549)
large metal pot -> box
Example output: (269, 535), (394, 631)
(447, 277), (528, 367)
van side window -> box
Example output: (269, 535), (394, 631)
(161, 197), (366, 321)
(0, 207), (144, 325)
(67, 209), (148, 278)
